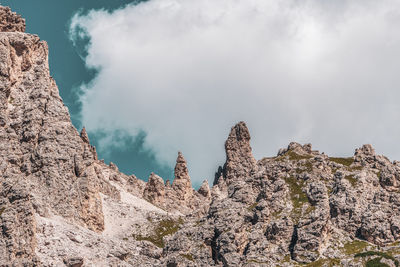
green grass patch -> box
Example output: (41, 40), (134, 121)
(247, 259), (268, 264)
(303, 162), (313, 172)
(345, 175), (358, 187)
(365, 257), (390, 267)
(281, 254), (291, 263)
(296, 162), (314, 174)
(285, 176), (309, 223)
(0, 207), (5, 216)
(305, 205), (316, 215)
(287, 151), (313, 161)
(349, 165), (363, 171)
(180, 253), (194, 261)
(355, 251), (399, 267)
(274, 151), (313, 162)
(329, 157), (354, 167)
(271, 210), (282, 219)
(247, 202), (258, 211)
(133, 218), (184, 248)
(342, 239), (369, 255)
(302, 258), (341, 267)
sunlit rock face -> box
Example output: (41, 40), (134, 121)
(0, 6), (25, 32)
(2, 5), (400, 267)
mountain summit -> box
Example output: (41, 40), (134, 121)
(1, 6), (400, 266)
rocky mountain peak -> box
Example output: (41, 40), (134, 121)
(80, 127), (90, 144)
(0, 6), (25, 32)
(143, 172), (166, 207)
(197, 180), (211, 198)
(3, 6), (400, 267)
(354, 143), (376, 163)
(173, 151), (190, 182)
(172, 152), (193, 201)
(278, 141), (313, 156)
(223, 121), (256, 181)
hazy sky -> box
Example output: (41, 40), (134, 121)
(70, 0), (400, 186)
(3, 1), (400, 187)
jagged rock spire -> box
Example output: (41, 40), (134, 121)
(80, 127), (90, 144)
(173, 152), (192, 185)
(0, 6), (25, 32)
(354, 144), (376, 164)
(197, 180), (211, 198)
(143, 173), (166, 207)
(172, 152), (193, 201)
(223, 121), (256, 181)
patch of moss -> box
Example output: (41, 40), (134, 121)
(302, 258), (341, 267)
(282, 254), (291, 263)
(329, 157), (354, 167)
(180, 253), (194, 261)
(296, 162), (313, 174)
(355, 251), (399, 267)
(271, 210), (282, 219)
(247, 202), (258, 211)
(133, 218), (183, 248)
(259, 157), (274, 164)
(349, 165), (363, 171)
(345, 175), (358, 187)
(364, 257), (389, 267)
(285, 176), (309, 223)
(305, 205), (316, 215)
(195, 220), (204, 226)
(329, 259), (341, 266)
(303, 162), (313, 172)
(0, 207), (5, 216)
(287, 151), (313, 161)
(247, 259), (268, 264)
(342, 239), (369, 255)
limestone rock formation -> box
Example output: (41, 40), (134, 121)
(0, 6), (25, 32)
(142, 152), (211, 216)
(224, 121), (257, 182)
(2, 6), (400, 267)
(197, 180), (211, 198)
(143, 173), (166, 208)
(172, 152), (192, 202)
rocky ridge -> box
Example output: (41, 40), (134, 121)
(2, 6), (400, 267)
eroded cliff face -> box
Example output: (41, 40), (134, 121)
(2, 6), (400, 267)
(0, 6), (119, 265)
(162, 127), (400, 267)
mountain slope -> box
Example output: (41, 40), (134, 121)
(1, 6), (400, 267)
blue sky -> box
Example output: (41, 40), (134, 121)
(3, 1), (400, 187)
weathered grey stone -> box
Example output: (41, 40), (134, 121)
(2, 6), (400, 267)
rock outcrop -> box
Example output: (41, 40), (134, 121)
(142, 152), (211, 216)
(172, 152), (192, 202)
(143, 173), (166, 208)
(224, 121), (257, 182)
(0, 6), (25, 32)
(2, 6), (400, 267)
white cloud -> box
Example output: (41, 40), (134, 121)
(70, 0), (400, 184)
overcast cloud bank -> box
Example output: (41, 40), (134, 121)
(70, 0), (400, 184)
